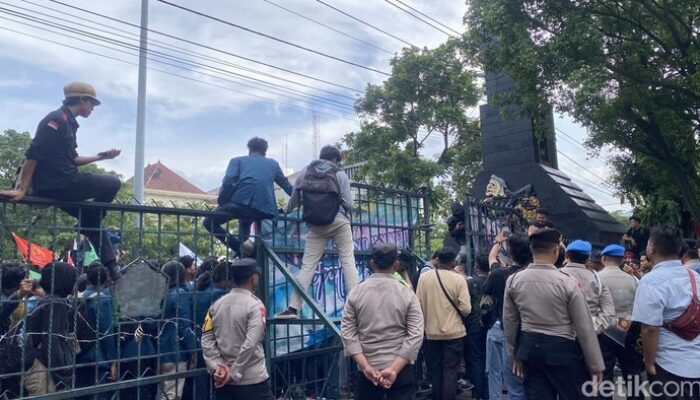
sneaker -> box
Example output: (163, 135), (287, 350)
(274, 308), (298, 319)
(458, 379), (474, 391)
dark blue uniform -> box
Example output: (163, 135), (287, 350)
(26, 106), (121, 269)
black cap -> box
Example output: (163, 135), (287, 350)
(232, 258), (262, 281)
(371, 242), (398, 268)
(589, 250), (602, 263)
(529, 228), (562, 246)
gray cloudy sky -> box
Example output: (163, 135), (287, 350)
(0, 0), (627, 212)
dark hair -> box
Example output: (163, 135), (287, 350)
(397, 248), (414, 272)
(680, 240), (699, 260)
(178, 255), (195, 269)
(435, 247), (458, 265)
(1, 262), (25, 291)
(565, 251), (589, 264)
(507, 235), (532, 266)
(475, 253), (490, 273)
(233, 270), (256, 286)
(40, 262), (77, 298)
(87, 265), (110, 287)
(649, 225), (682, 258)
(62, 96), (94, 106)
(629, 216), (641, 223)
(555, 245), (566, 268)
(247, 137), (268, 154)
(319, 145), (341, 162)
(195, 256), (218, 291)
(162, 261), (186, 288)
(537, 209), (549, 216)
(212, 262), (234, 284)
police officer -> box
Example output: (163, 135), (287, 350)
(201, 258), (273, 400)
(0, 82), (122, 279)
(503, 228), (604, 399)
(597, 244), (643, 400)
(341, 242), (424, 400)
(562, 240), (616, 334)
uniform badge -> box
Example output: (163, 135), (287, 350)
(202, 311), (214, 333)
(47, 120), (60, 130)
(260, 306), (267, 325)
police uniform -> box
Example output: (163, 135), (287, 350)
(200, 259), (274, 400)
(597, 244), (643, 400)
(24, 82), (121, 274)
(561, 240), (616, 334)
(503, 229), (605, 400)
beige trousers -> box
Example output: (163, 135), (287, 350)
(24, 359), (56, 396)
(160, 361), (188, 400)
(289, 216), (359, 311)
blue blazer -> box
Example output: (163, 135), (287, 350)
(219, 154), (293, 218)
(159, 286), (197, 364)
(77, 287), (117, 367)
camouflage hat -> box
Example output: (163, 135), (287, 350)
(63, 82), (101, 105)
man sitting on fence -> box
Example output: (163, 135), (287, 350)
(0, 82), (122, 281)
(204, 137), (292, 257)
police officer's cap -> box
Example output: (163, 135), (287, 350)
(601, 244), (625, 257)
(371, 242), (398, 268)
(566, 240), (592, 255)
(529, 228), (561, 246)
(232, 258), (262, 281)
(64, 82), (101, 105)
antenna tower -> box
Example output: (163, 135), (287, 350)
(312, 111), (321, 158)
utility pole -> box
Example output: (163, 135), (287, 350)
(133, 0), (149, 206)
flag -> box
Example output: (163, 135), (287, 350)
(178, 243), (202, 266)
(12, 233), (54, 268)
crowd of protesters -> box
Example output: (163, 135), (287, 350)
(0, 82), (699, 400)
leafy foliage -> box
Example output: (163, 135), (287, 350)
(344, 38), (482, 200)
(465, 0), (700, 230)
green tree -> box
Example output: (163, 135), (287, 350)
(344, 38), (482, 199)
(0, 129), (31, 189)
(464, 0), (700, 229)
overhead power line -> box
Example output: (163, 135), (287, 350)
(314, 0), (418, 48)
(262, 0), (394, 55)
(382, 0), (456, 37)
(556, 150), (614, 188)
(0, 8), (356, 113)
(155, 0), (391, 76)
(5, 1), (358, 104)
(0, 23), (356, 121)
(388, 0), (462, 36)
(45, 0), (363, 93)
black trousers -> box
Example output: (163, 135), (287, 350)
(202, 204), (269, 254)
(75, 366), (113, 400)
(119, 359), (158, 400)
(215, 379), (275, 400)
(649, 364), (700, 400)
(37, 173), (120, 269)
(356, 366), (415, 400)
(466, 327), (488, 399)
(518, 332), (589, 400)
(425, 338), (463, 400)
(599, 333), (644, 400)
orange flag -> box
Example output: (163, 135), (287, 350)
(12, 233), (54, 268)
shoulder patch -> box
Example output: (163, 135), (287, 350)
(202, 311), (214, 333)
(61, 112), (68, 121)
(47, 120), (60, 130)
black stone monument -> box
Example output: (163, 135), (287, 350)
(471, 74), (625, 244)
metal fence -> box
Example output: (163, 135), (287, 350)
(0, 182), (430, 400)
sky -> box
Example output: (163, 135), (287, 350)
(0, 0), (629, 213)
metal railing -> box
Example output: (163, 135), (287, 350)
(0, 182), (430, 400)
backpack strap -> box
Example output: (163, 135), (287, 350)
(435, 269), (463, 318)
(687, 268), (698, 301)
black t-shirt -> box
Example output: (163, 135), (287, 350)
(25, 106), (80, 192)
(483, 264), (525, 320)
(625, 227), (649, 258)
(465, 274), (488, 330)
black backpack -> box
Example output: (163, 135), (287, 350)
(298, 161), (342, 226)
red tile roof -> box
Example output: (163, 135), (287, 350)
(127, 161), (205, 195)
